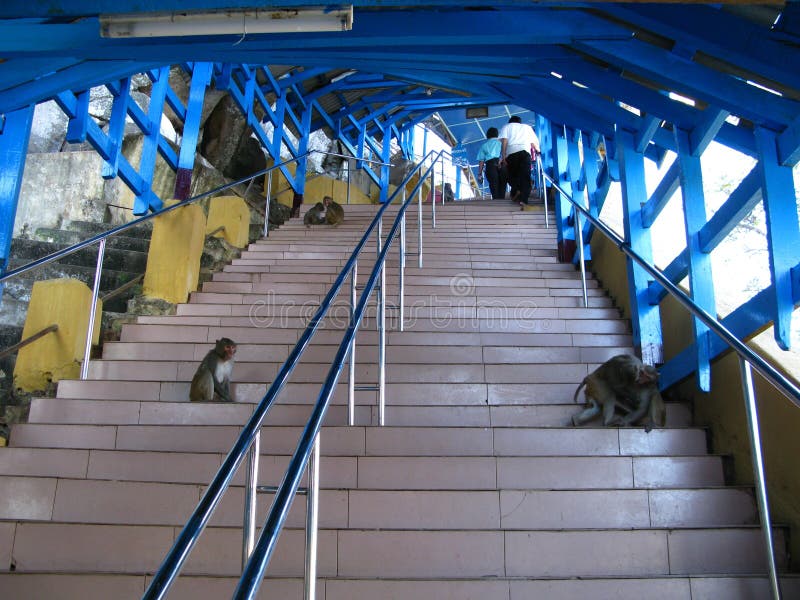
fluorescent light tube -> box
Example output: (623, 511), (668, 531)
(100, 7), (353, 38)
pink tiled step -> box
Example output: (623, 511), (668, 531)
(9, 423), (709, 457)
(6, 524), (780, 580)
(0, 574), (304, 600)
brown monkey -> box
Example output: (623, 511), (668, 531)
(189, 338), (237, 402)
(304, 195), (344, 227)
(325, 196), (344, 226)
(571, 354), (666, 431)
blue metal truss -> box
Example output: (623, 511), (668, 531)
(0, 1), (799, 396)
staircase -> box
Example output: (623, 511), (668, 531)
(0, 201), (797, 599)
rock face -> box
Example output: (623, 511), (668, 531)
(200, 95), (250, 177)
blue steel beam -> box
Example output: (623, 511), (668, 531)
(0, 9), (633, 54)
(675, 128), (716, 391)
(173, 62), (212, 201)
(659, 270), (800, 391)
(641, 161), (680, 229)
(690, 107), (730, 157)
(312, 99), (380, 186)
(101, 76), (132, 180)
(604, 5), (800, 94)
(137, 67), (171, 212)
(55, 89), (162, 213)
(698, 167), (762, 253)
(0, 61), (156, 114)
(755, 127), (800, 350)
(576, 38), (800, 130)
(0, 105), (33, 303)
(777, 115), (800, 167)
(551, 124), (574, 257)
(617, 130), (663, 365)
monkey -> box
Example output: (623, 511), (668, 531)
(571, 354), (666, 432)
(189, 338), (237, 402)
(325, 197), (344, 226)
(304, 195), (344, 227)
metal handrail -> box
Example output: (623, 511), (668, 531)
(544, 170), (796, 600)
(0, 324), (58, 361)
(142, 150), (443, 600)
(233, 151), (444, 600)
(1, 148), (396, 383)
(0, 153), (312, 286)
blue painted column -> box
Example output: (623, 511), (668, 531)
(584, 135), (602, 221)
(566, 128), (589, 261)
(379, 124), (392, 203)
(675, 127), (716, 391)
(755, 126), (800, 350)
(173, 63), (212, 201)
(291, 95), (311, 217)
(550, 123), (574, 262)
(135, 67), (170, 215)
(0, 106), (34, 303)
(617, 130), (663, 365)
(101, 76), (132, 180)
(536, 114), (552, 203)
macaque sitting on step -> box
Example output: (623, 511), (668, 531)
(571, 354), (666, 432)
(189, 338), (237, 402)
(304, 195), (344, 227)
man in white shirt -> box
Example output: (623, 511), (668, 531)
(499, 116), (540, 205)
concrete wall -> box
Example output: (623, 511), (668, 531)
(590, 233), (800, 568)
(14, 152), (108, 237)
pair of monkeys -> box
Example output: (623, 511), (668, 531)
(304, 195), (344, 227)
(571, 354), (666, 432)
(189, 338), (237, 402)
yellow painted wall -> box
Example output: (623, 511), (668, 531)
(590, 234), (800, 568)
(13, 278), (101, 391)
(268, 160), (297, 208)
(332, 178), (372, 204)
(206, 195), (250, 248)
(268, 166), (427, 208)
(143, 200), (206, 304)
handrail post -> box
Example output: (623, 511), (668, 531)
(440, 153), (445, 206)
(80, 237), (106, 380)
(417, 186), (423, 268)
(346, 160), (351, 205)
(348, 261), (357, 426)
(431, 163), (437, 230)
(738, 358), (783, 599)
(376, 216), (382, 331)
(304, 433), (320, 600)
(575, 211), (588, 308)
(263, 171), (273, 238)
(399, 202), (406, 333)
(378, 256), (387, 426)
(539, 160), (549, 229)
(241, 430), (260, 569)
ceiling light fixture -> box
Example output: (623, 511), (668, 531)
(100, 7), (354, 38)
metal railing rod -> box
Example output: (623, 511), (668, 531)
(545, 171), (796, 600)
(241, 431), (260, 569)
(575, 211), (588, 308)
(100, 273), (144, 303)
(0, 324), (58, 361)
(80, 238), (105, 380)
(143, 151), (441, 600)
(739, 358), (782, 599)
(256, 485), (308, 495)
(543, 172), (800, 406)
(233, 157), (438, 600)
(304, 434), (320, 600)
(0, 153), (313, 286)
